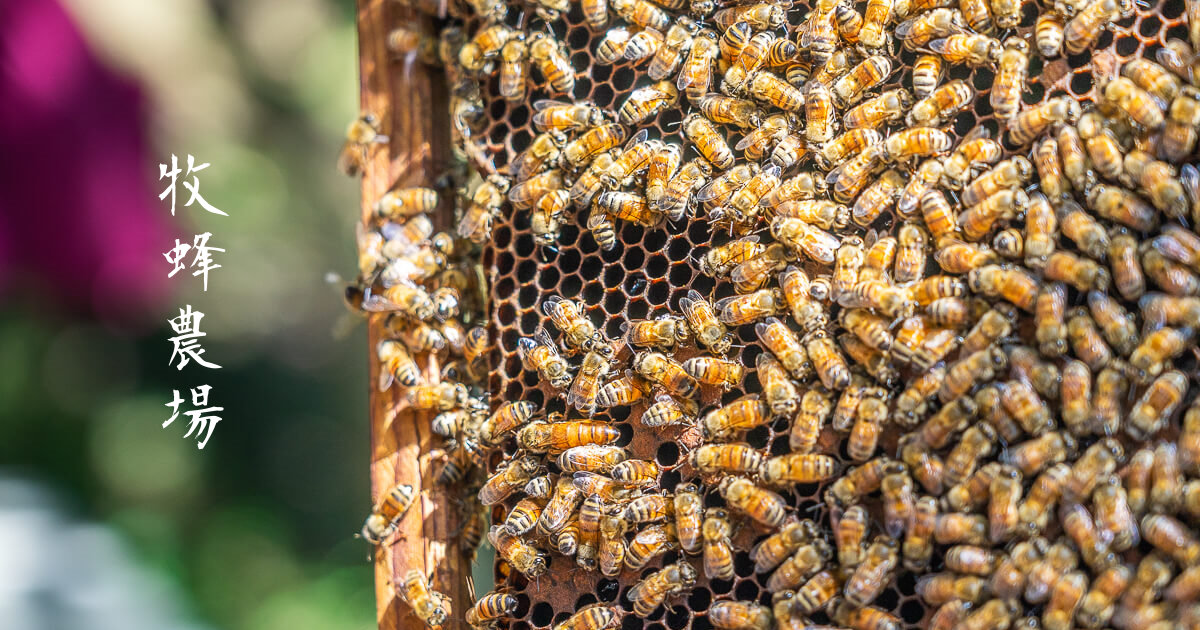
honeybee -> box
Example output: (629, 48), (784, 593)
(504, 497), (547, 537)
(831, 56), (892, 107)
(1035, 12), (1065, 57)
(917, 396), (978, 449)
(844, 89), (911, 130)
(1066, 308), (1114, 370)
(338, 114), (388, 176)
(699, 509), (735, 580)
(884, 128), (952, 162)
(1164, 86), (1200, 162)
(543, 296), (602, 353)
(375, 187), (439, 222)
(658, 157), (713, 220)
(596, 373), (652, 409)
(700, 236), (765, 278)
(845, 536), (899, 606)
(569, 351), (613, 415)
(633, 351), (698, 399)
(623, 316), (690, 351)
(928, 33), (1001, 66)
(526, 32), (574, 95)
(827, 457), (904, 507)
(480, 401), (539, 446)
(967, 265), (1039, 311)
(624, 27), (665, 64)
(852, 170), (905, 228)
(908, 80), (973, 129)
(683, 356), (745, 389)
(895, 8), (967, 49)
(557, 444), (629, 475)
(467, 592), (519, 630)
(803, 330), (850, 390)
(891, 223), (929, 283)
(1126, 151), (1187, 219)
(361, 483), (416, 544)
(596, 191), (665, 228)
(479, 456), (541, 506)
(626, 522), (678, 570)
(942, 135), (1003, 191)
(497, 37), (529, 102)
(682, 114), (734, 169)
(719, 476), (788, 529)
(800, 4), (839, 66)
(771, 218), (839, 265)
(519, 331), (573, 390)
(517, 420), (622, 454)
(1104, 76), (1166, 131)
(553, 605), (620, 630)
(714, 2), (786, 29)
(894, 368), (942, 427)
(1044, 250), (1111, 292)
(399, 569), (451, 629)
(934, 512), (988, 545)
(619, 81), (679, 126)
(743, 70), (806, 112)
(703, 396), (771, 440)
(1142, 513), (1200, 567)
(597, 27), (634, 63)
(628, 562), (698, 617)
(377, 339), (420, 391)
(564, 124), (627, 167)
(675, 483), (704, 554)
(680, 289), (732, 354)
(678, 30), (719, 102)
(728, 165), (783, 222)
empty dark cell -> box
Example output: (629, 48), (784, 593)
(494, 225), (513, 249)
(622, 612), (646, 630)
(1116, 11), (1137, 28)
(1161, 23), (1190, 41)
(573, 51), (591, 69)
(876, 588), (900, 610)
(516, 232), (537, 258)
(691, 610), (714, 630)
(525, 388), (546, 408)
(647, 624), (667, 630)
(562, 274), (583, 296)
(625, 272), (648, 295)
(502, 327), (521, 352)
(1071, 71), (1094, 96)
(688, 220), (711, 244)
(582, 253), (604, 280)
(687, 587), (713, 612)
(624, 247), (647, 273)
(901, 601), (926, 624)
(1098, 29), (1116, 49)
(1066, 50), (1092, 69)
(667, 237), (692, 261)
(1117, 35), (1140, 55)
(598, 578), (622, 602)
(657, 441), (681, 466)
(603, 264), (625, 288)
(1163, 0), (1184, 17)
(647, 253), (669, 277)
(621, 223), (647, 246)
(601, 240), (626, 263)
(896, 570), (917, 595)
(490, 98), (507, 120)
(770, 435), (792, 455)
(605, 316), (624, 339)
(523, 369), (540, 388)
(519, 284), (540, 310)
(583, 281), (604, 304)
(669, 263), (693, 286)
(568, 26), (591, 48)
(538, 266), (561, 290)
(709, 577), (734, 595)
(511, 128), (533, 153)
(545, 397), (567, 415)
(648, 281), (670, 305)
(948, 64), (972, 81)
(497, 251), (517, 276)
(659, 107), (684, 131)
(734, 551), (756, 578)
(735, 579), (760, 600)
(954, 111), (978, 136)
(614, 65), (638, 91)
(513, 623), (533, 630)
(513, 593), (532, 618)
(644, 228), (669, 252)
(617, 421), (635, 446)
(559, 248), (583, 274)
(746, 426), (772, 448)
(705, 492), (727, 509)
(665, 606), (690, 630)
(721, 388), (747, 405)
(498, 302), (518, 326)
(1020, 0), (1039, 25)
(660, 468), (681, 488)
(592, 75), (615, 104)
(509, 105), (530, 128)
(505, 380), (524, 401)
(605, 292), (628, 315)
(518, 307), (542, 333)
(1022, 80), (1045, 104)
(972, 66), (995, 90)
(690, 274), (716, 296)
(740, 369), (760, 393)
(628, 299), (650, 320)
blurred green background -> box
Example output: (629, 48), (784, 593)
(0, 0), (391, 628)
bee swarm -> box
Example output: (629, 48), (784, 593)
(348, 0), (1200, 628)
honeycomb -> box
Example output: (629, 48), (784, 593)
(470, 2), (1195, 630)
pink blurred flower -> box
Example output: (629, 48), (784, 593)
(0, 0), (174, 325)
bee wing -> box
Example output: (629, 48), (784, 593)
(762, 163), (782, 179)
(361, 292), (403, 312)
(623, 128), (651, 151)
(378, 368), (396, 392)
(694, 177), (725, 203)
(893, 16), (919, 40)
(586, 210), (611, 228)
(734, 128), (768, 151)
(712, 294), (738, 314)
(533, 99), (568, 111)
(926, 38), (951, 54)
(542, 295), (566, 318)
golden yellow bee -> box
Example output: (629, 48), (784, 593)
(553, 604), (620, 630)
(702, 395), (771, 440)
(845, 536), (899, 606)
(1104, 76), (1166, 131)
(557, 444), (628, 475)
(479, 400), (538, 446)
(595, 373), (652, 409)
(942, 134), (1003, 190)
(657, 157), (712, 220)
(718, 476), (788, 529)
(682, 113), (734, 169)
(543, 295), (601, 353)
(676, 30), (718, 102)
(698, 509), (735, 580)
(338, 113), (388, 176)
(682, 355), (745, 389)
(567, 351), (612, 415)
(526, 31), (574, 95)
(1065, 0), (1126, 55)
(564, 123), (627, 167)
(625, 522), (678, 571)
(1009, 97), (1082, 145)
(832, 55), (892, 106)
(498, 37), (528, 102)
(628, 562), (697, 617)
(361, 483), (416, 544)
(958, 0), (994, 34)
(519, 330), (573, 390)
(631, 351), (696, 399)
(761, 453), (839, 485)
(885, 127), (953, 162)
(858, 0), (895, 48)
(399, 569), (451, 629)
(532, 100), (606, 133)
(895, 8), (967, 50)
(618, 81), (679, 125)
(517, 419), (621, 454)
(679, 289), (732, 353)
(1036, 12), (1065, 57)
(1076, 564), (1131, 629)
(1164, 86), (1200, 162)
(831, 504), (871, 571)
(375, 187), (439, 222)
(844, 89), (911, 130)
(622, 316), (690, 350)
(928, 33), (1001, 66)
(466, 592), (519, 629)
(1126, 151), (1188, 219)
